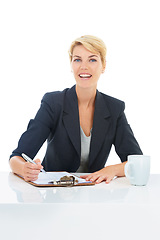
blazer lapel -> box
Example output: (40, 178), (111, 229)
(62, 86), (81, 158)
(89, 91), (111, 168)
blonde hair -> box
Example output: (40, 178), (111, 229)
(69, 35), (107, 68)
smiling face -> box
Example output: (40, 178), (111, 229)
(71, 45), (105, 90)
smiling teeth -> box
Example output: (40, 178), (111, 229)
(79, 74), (92, 78)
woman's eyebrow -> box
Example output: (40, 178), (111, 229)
(73, 55), (81, 58)
(72, 54), (98, 59)
(88, 55), (98, 58)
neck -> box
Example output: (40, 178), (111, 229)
(75, 85), (97, 107)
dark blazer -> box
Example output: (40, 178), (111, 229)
(10, 85), (142, 172)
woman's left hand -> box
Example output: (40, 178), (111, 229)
(80, 164), (125, 184)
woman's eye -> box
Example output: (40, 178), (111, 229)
(74, 59), (81, 62)
(90, 59), (97, 62)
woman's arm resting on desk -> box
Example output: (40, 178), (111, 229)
(10, 156), (43, 181)
(80, 162), (127, 184)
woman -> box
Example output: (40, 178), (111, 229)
(10, 35), (142, 184)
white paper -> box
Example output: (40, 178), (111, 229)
(32, 171), (90, 185)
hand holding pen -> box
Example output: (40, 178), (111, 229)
(21, 153), (45, 182)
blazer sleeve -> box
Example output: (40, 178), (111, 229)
(113, 102), (143, 162)
(10, 93), (57, 160)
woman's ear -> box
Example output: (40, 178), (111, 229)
(102, 60), (106, 73)
(70, 64), (73, 73)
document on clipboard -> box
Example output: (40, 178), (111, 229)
(15, 172), (95, 187)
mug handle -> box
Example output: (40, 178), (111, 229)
(125, 162), (134, 180)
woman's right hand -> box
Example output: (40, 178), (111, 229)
(22, 159), (43, 182)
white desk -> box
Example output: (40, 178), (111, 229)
(0, 172), (160, 240)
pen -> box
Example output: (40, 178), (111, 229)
(22, 153), (46, 173)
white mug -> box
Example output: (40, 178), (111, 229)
(125, 155), (150, 186)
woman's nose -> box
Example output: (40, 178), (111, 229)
(80, 61), (88, 70)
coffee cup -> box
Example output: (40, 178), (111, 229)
(125, 155), (150, 186)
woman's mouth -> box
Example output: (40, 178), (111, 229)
(79, 74), (92, 79)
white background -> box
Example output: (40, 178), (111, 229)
(0, 0), (159, 173)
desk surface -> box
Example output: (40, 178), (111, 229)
(1, 172), (160, 240)
(0, 172), (160, 205)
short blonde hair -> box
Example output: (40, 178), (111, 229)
(69, 35), (107, 68)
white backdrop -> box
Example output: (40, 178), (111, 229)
(0, 0), (159, 173)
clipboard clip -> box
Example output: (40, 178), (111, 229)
(49, 175), (77, 187)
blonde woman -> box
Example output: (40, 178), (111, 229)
(10, 35), (142, 183)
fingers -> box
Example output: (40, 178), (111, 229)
(96, 175), (106, 184)
(34, 159), (42, 166)
(82, 168), (115, 184)
(80, 175), (90, 179)
(105, 176), (113, 184)
(85, 173), (106, 184)
(24, 171), (39, 182)
(23, 159), (43, 182)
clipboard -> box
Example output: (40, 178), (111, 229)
(15, 171), (95, 187)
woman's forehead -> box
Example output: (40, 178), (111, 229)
(72, 45), (100, 58)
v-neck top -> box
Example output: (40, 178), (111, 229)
(76, 127), (91, 173)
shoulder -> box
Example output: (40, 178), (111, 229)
(98, 91), (125, 115)
(41, 85), (77, 109)
(100, 92), (124, 106)
(40, 86), (77, 115)
(42, 88), (69, 104)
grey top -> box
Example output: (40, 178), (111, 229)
(76, 127), (91, 173)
